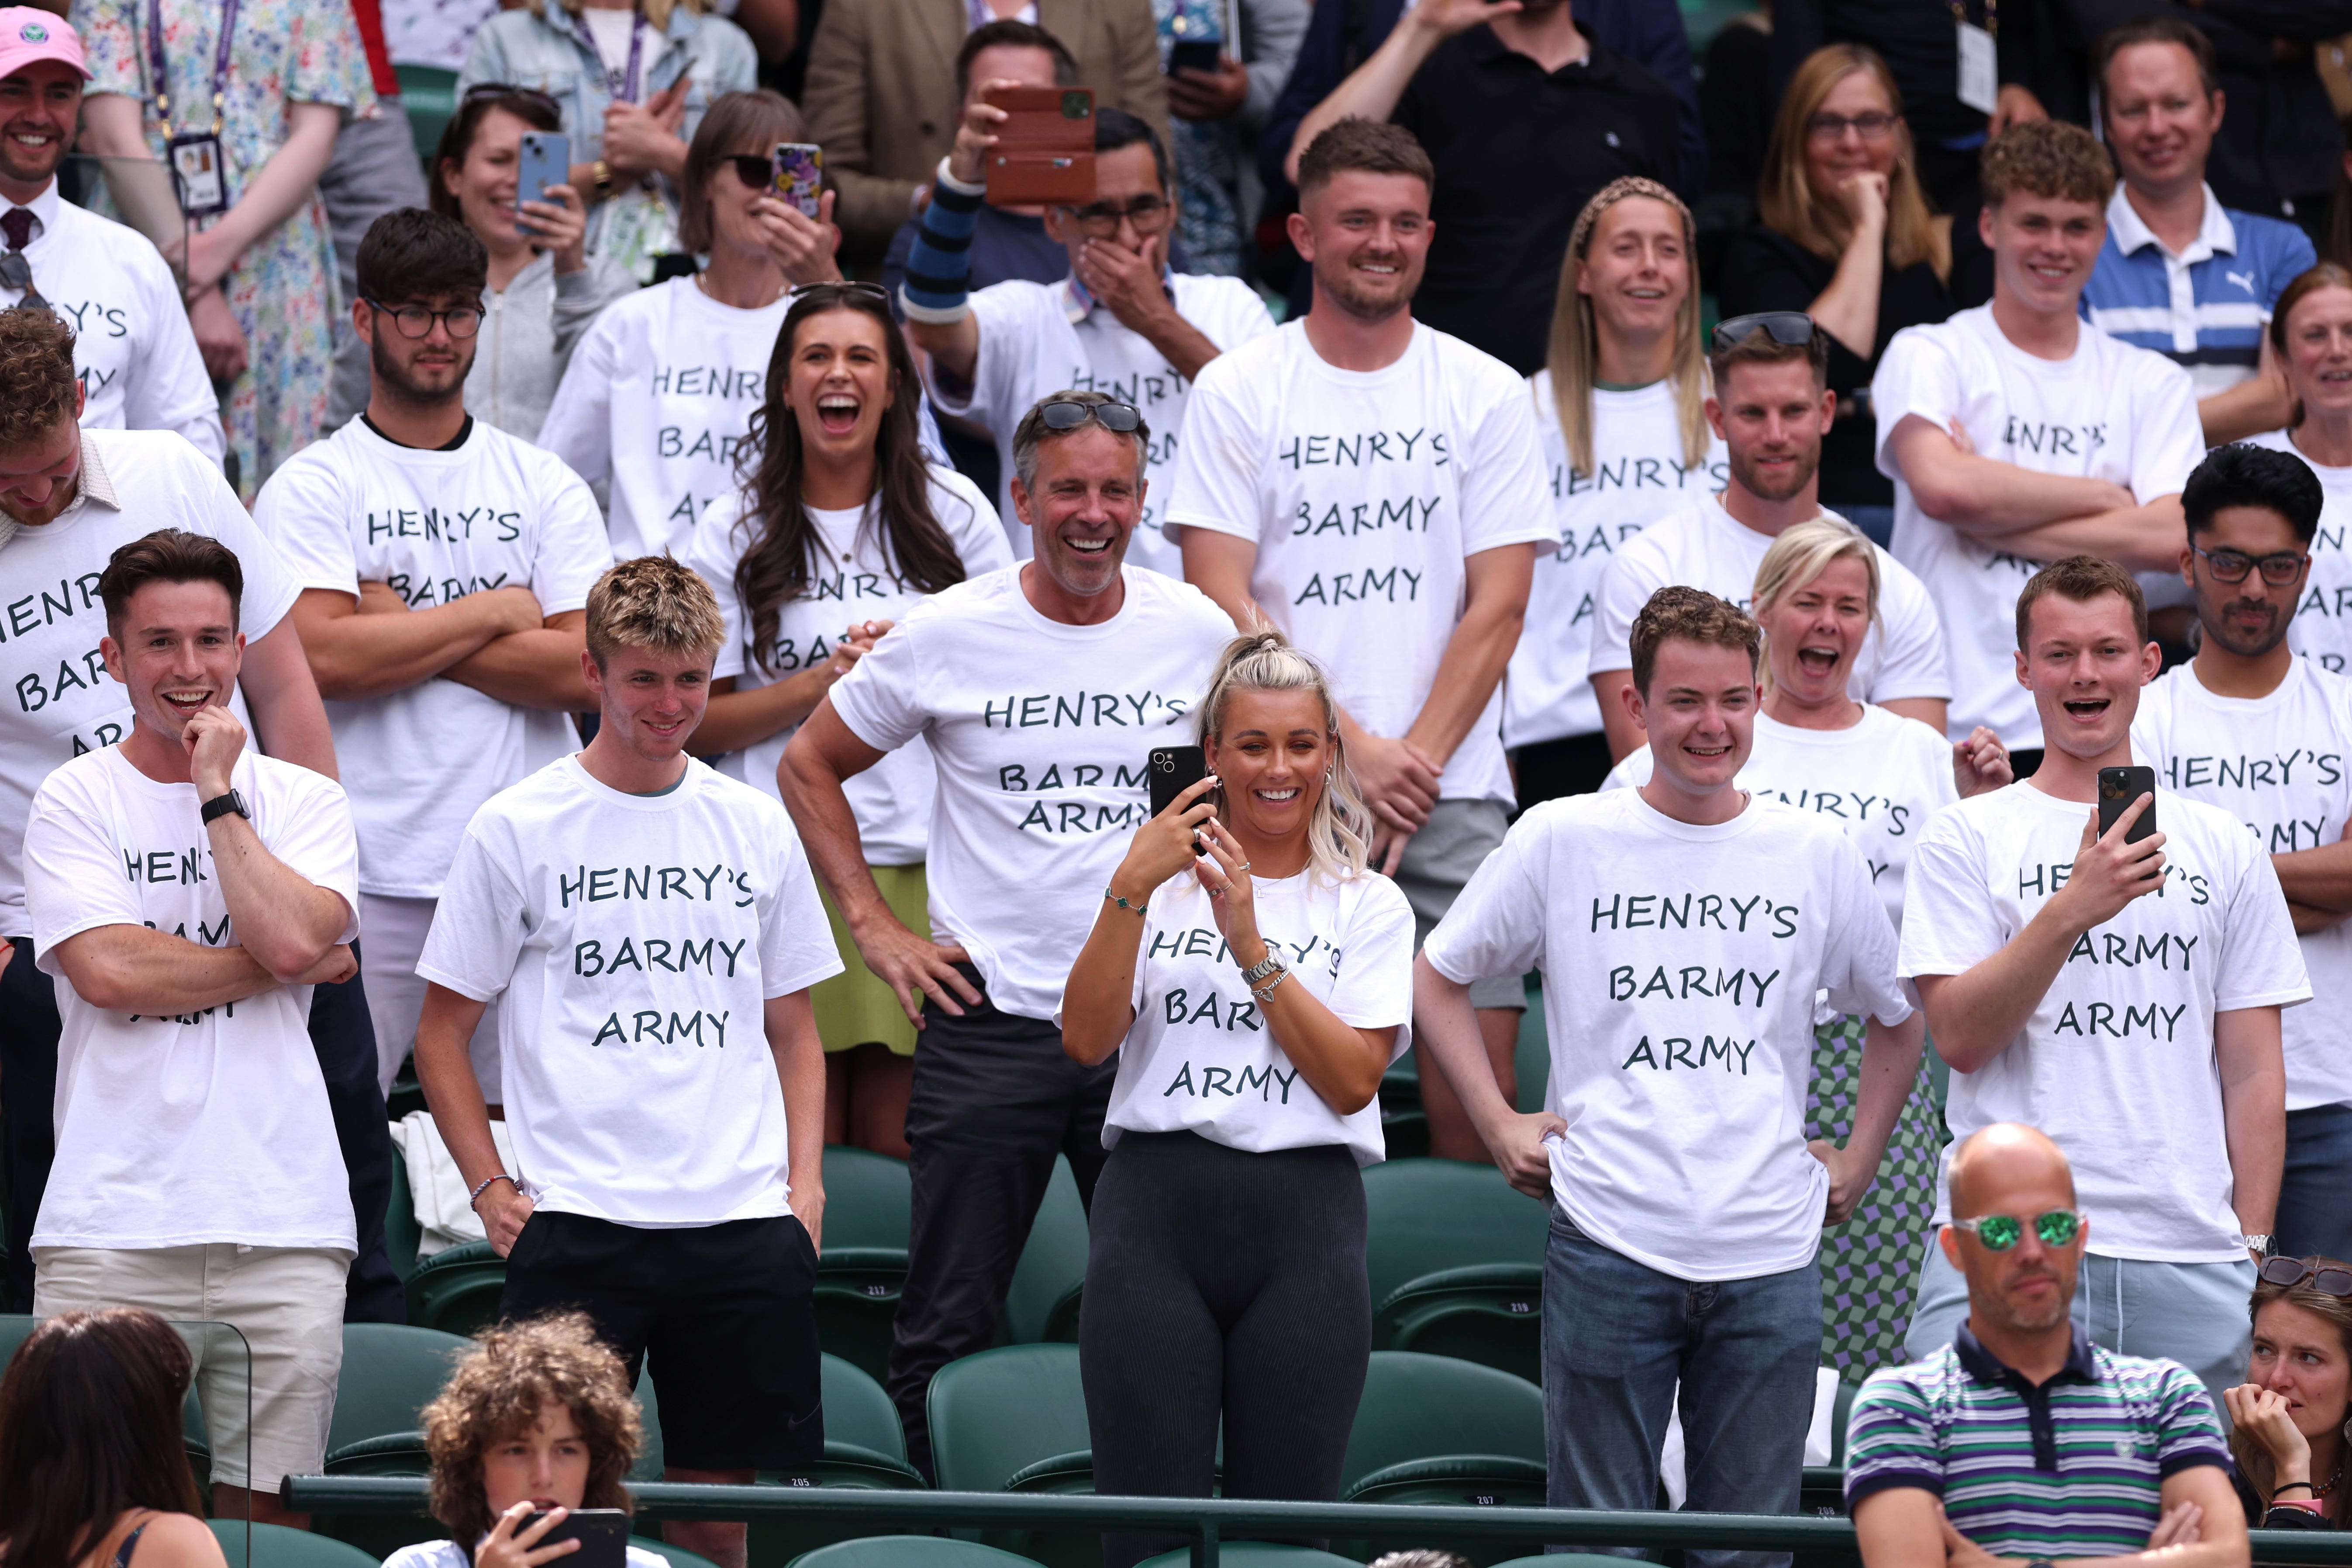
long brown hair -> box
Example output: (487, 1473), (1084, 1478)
(1759, 46), (1942, 276)
(2269, 262), (2352, 432)
(0, 1310), (204, 1568)
(1546, 178), (1710, 481)
(678, 90), (804, 255)
(422, 1314), (642, 1544)
(2228, 1259), (2352, 1526)
(733, 286), (971, 671)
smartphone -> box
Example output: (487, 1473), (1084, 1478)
(1167, 37), (1221, 73)
(981, 85), (1095, 207)
(516, 131), (568, 214)
(518, 1510), (628, 1568)
(773, 141), (823, 218)
(2097, 765), (2159, 845)
(1149, 744), (1208, 819)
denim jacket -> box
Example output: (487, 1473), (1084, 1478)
(458, 3), (758, 270)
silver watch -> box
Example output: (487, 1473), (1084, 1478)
(2241, 1233), (2274, 1256)
(1239, 951), (1284, 986)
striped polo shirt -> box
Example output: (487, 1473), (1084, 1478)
(2080, 184), (2317, 399)
(1844, 1324), (2229, 1556)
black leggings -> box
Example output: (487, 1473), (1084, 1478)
(1079, 1130), (1371, 1568)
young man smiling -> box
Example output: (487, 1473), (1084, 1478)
(1898, 555), (2307, 1397)
(1417, 586), (1921, 1565)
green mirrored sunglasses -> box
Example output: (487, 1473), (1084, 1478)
(1952, 1209), (2084, 1250)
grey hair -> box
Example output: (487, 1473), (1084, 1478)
(1010, 389), (1150, 492)
(1193, 626), (1373, 885)
(1751, 514), (1881, 698)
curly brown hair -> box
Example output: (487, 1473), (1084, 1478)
(1980, 119), (2114, 210)
(1630, 586), (1760, 696)
(422, 1314), (642, 1542)
(0, 309), (81, 449)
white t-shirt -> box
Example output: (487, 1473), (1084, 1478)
(418, 755), (843, 1227)
(827, 565), (1236, 1022)
(1873, 305), (2204, 748)
(0, 183), (222, 462)
(1899, 781), (2309, 1260)
(1165, 320), (1556, 806)
(2134, 657), (2352, 1112)
(1602, 706), (1959, 930)
(1081, 866), (1416, 1165)
(1586, 498), (1950, 712)
(24, 747), (360, 1251)
(255, 416), (614, 899)
(540, 276), (790, 562)
(1504, 372), (1726, 749)
(1422, 788), (1911, 1281)
(2245, 430), (2352, 677)
(927, 274), (1275, 572)
(685, 465), (1013, 865)
(0, 429), (301, 936)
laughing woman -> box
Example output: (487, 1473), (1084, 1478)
(1061, 629), (1414, 1568)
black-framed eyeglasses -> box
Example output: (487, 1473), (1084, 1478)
(789, 281), (889, 301)
(0, 252), (50, 314)
(461, 82), (562, 116)
(1951, 1209), (2085, 1251)
(363, 298), (485, 340)
(723, 152), (776, 188)
(1806, 110), (1899, 142)
(1062, 195), (1171, 235)
(1037, 399), (1143, 434)
(2192, 544), (2309, 586)
(1712, 310), (1820, 354)
(2259, 1256), (2352, 1296)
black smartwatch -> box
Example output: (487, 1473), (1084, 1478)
(200, 789), (249, 826)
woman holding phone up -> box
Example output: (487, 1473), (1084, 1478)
(1061, 629), (1414, 1568)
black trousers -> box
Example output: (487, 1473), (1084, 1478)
(1511, 732), (1617, 812)
(887, 963), (1114, 1481)
(0, 939), (403, 1321)
(1080, 1131), (1370, 1568)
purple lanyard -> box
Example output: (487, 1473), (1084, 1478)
(570, 6), (649, 104)
(145, 0), (239, 139)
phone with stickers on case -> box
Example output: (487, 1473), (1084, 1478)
(773, 141), (824, 218)
(2097, 765), (2158, 845)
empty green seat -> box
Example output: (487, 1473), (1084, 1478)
(314, 1323), (472, 1557)
(1372, 1264), (1542, 1385)
(406, 1238), (507, 1338)
(635, 1542), (727, 1568)
(750, 1355), (930, 1568)
(790, 1540), (1045, 1568)
(1136, 1550), (1362, 1568)
(386, 1143), (424, 1282)
(999, 1156), (1087, 1346)
(208, 1522), (380, 1568)
(1335, 1351), (1548, 1565)
(928, 1344), (1093, 1568)
(814, 1146), (914, 1383)
(1362, 1161), (1548, 1382)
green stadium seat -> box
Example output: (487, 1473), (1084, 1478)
(1000, 1157), (1087, 1345)
(1334, 1351), (1549, 1565)
(1371, 1264), (1542, 1385)
(395, 65), (460, 172)
(635, 1542), (727, 1568)
(208, 1521), (380, 1568)
(749, 1356), (931, 1568)
(790, 1540), (1046, 1568)
(1135, 1550), (1362, 1568)
(1362, 1161), (1548, 1382)
(313, 1324), (472, 1558)
(406, 1238), (507, 1338)
(386, 1143), (424, 1281)
(928, 1344), (1093, 1568)
(814, 1146), (913, 1383)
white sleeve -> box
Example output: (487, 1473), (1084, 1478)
(251, 455), (360, 597)
(1871, 327), (1961, 482)
(263, 769), (362, 939)
(1330, 876), (1417, 1031)
(539, 318), (618, 489)
(24, 775), (144, 961)
(123, 248), (225, 462)
(1422, 812), (1552, 985)
(2131, 359), (2205, 502)
(1896, 809), (2004, 980)
(759, 819), (848, 998)
(1818, 831), (1911, 1024)
(1861, 556), (1951, 703)
(1162, 358), (1268, 544)
(1588, 535), (1666, 675)
(531, 463), (617, 614)
(926, 285), (1038, 425)
(2214, 833), (2312, 1012)
(824, 606), (930, 752)
(415, 824), (529, 1002)
(1458, 369), (1561, 554)
(684, 502), (753, 681)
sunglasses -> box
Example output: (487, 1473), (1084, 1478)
(1037, 399), (1143, 434)
(1711, 310), (1821, 354)
(462, 82), (562, 116)
(789, 281), (889, 301)
(2259, 1256), (2352, 1296)
(723, 152), (777, 188)
(1951, 1209), (2085, 1250)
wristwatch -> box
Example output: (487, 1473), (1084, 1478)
(199, 789), (248, 826)
(591, 158), (614, 199)
(1239, 951), (1284, 986)
(2242, 1233), (2275, 1257)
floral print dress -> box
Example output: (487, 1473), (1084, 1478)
(73, 0), (372, 500)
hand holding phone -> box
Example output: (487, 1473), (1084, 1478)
(980, 86), (1095, 207)
(515, 131), (569, 214)
(514, 1509), (628, 1568)
(772, 141), (823, 218)
(2063, 765), (2166, 927)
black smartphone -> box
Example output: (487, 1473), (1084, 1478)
(1167, 37), (1221, 73)
(1149, 744), (1208, 818)
(2097, 765), (2159, 844)
(519, 1509), (630, 1568)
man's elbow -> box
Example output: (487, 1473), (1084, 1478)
(58, 956), (131, 1013)
(1905, 470), (1979, 528)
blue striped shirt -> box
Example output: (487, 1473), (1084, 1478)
(1844, 1325), (2229, 1557)
(2081, 185), (2317, 399)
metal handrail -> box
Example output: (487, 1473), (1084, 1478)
(281, 1476), (2352, 1568)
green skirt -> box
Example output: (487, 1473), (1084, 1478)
(811, 862), (930, 1057)
(1808, 1014), (1944, 1378)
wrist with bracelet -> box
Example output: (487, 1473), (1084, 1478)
(468, 1172), (516, 1212)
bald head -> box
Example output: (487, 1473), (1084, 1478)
(1949, 1123), (2076, 1218)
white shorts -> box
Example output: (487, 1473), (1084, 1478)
(33, 1243), (347, 1489)
(362, 892), (503, 1104)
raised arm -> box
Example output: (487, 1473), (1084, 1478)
(1283, 0), (1504, 184)
(442, 609), (595, 712)
(184, 706), (349, 980)
(1063, 778), (1220, 1064)
(289, 585), (545, 702)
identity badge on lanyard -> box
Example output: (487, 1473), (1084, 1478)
(1952, 0), (1997, 116)
(148, 0), (238, 216)
(571, 5), (648, 103)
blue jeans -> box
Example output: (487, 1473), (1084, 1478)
(1542, 1210), (1820, 1568)
(2280, 1102), (2352, 1263)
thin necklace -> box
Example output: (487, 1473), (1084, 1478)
(693, 267), (782, 310)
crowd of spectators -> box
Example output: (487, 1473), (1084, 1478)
(6, 0), (2352, 1562)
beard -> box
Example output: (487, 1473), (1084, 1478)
(1728, 444), (1819, 504)
(369, 330), (473, 408)
(1314, 253), (1414, 323)
(2200, 594), (2290, 660)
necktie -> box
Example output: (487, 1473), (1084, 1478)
(0, 208), (50, 313)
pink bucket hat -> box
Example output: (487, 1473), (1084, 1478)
(0, 9), (91, 82)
